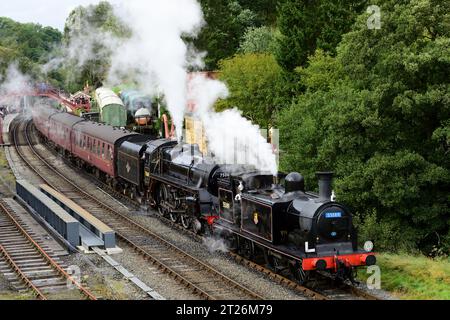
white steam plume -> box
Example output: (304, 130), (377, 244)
(107, 0), (204, 139)
(188, 74), (278, 175)
(0, 63), (33, 111)
(203, 236), (228, 253)
(44, 0), (277, 174)
(0, 63), (32, 95)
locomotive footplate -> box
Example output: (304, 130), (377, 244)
(302, 252), (377, 271)
(213, 219), (306, 261)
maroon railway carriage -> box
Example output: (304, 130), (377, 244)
(33, 106), (138, 179)
(71, 121), (138, 178)
(48, 112), (84, 153)
(32, 105), (59, 139)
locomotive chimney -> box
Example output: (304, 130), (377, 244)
(316, 172), (333, 201)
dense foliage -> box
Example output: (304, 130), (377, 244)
(275, 0), (367, 71)
(60, 1), (130, 92)
(277, 0), (450, 254)
(1, 0), (448, 255)
(0, 17), (62, 80)
(193, 0), (260, 70)
(238, 26), (277, 55)
(217, 53), (283, 128)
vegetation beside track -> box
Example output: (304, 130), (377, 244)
(0, 292), (35, 300)
(357, 253), (450, 300)
(0, 148), (15, 195)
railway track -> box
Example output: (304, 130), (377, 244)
(0, 199), (96, 300)
(11, 118), (264, 300)
(154, 214), (380, 300)
(56, 171), (379, 301)
(14, 117), (380, 300)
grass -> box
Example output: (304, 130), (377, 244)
(357, 253), (450, 300)
(0, 148), (16, 189)
(0, 291), (35, 300)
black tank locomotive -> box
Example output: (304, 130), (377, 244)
(116, 139), (376, 283)
(33, 106), (377, 285)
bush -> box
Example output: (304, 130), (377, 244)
(354, 210), (418, 253)
(239, 26), (277, 55)
(277, 0), (450, 254)
(217, 53), (285, 128)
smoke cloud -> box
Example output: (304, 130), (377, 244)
(0, 63), (33, 112)
(107, 0), (204, 139)
(44, 0), (278, 174)
(0, 63), (32, 95)
(188, 74), (278, 174)
(203, 236), (229, 254)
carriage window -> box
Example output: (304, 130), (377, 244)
(102, 143), (105, 159)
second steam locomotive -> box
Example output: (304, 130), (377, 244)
(32, 105), (376, 284)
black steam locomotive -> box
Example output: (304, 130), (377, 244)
(118, 140), (376, 283)
(33, 107), (376, 284)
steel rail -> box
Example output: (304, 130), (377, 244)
(155, 212), (332, 300)
(10, 121), (96, 300)
(17, 119), (262, 300)
(0, 244), (47, 300)
(27, 118), (381, 301)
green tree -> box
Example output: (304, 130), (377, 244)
(60, 1), (130, 92)
(276, 0), (367, 71)
(278, 0), (450, 253)
(239, 26), (277, 54)
(194, 0), (259, 70)
(0, 17), (62, 79)
(238, 0), (280, 25)
(217, 53), (283, 128)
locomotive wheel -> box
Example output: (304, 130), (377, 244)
(169, 212), (178, 223)
(156, 184), (169, 217)
(181, 215), (191, 229)
(290, 261), (309, 285)
(238, 238), (254, 259)
(265, 253), (284, 273)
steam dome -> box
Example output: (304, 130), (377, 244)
(135, 108), (152, 125)
(135, 108), (151, 118)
